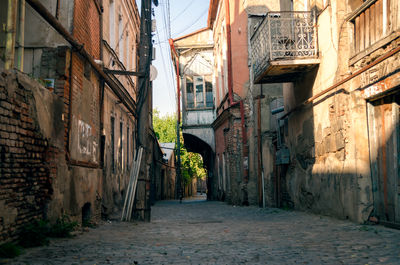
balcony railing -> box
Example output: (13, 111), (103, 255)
(251, 11), (318, 81)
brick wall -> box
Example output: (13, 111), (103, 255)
(0, 71), (61, 242)
(73, 0), (101, 60)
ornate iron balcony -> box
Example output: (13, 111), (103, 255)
(251, 11), (319, 83)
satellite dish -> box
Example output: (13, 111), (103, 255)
(150, 65), (158, 81)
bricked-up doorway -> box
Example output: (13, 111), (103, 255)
(367, 90), (400, 225)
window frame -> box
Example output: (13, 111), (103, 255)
(185, 75), (213, 110)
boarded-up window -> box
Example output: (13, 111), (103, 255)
(351, 0), (390, 54)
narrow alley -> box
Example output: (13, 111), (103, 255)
(9, 195), (400, 264)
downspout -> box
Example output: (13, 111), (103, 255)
(99, 0), (105, 168)
(256, 89), (265, 207)
(17, 0), (25, 71)
(225, 0), (249, 204)
(224, 0), (233, 104)
(5, 0), (18, 70)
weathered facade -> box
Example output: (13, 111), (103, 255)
(207, 0), (284, 206)
(158, 143), (176, 200)
(101, 0), (140, 218)
(170, 29), (217, 200)
(251, 0), (400, 223)
(0, 0), (161, 243)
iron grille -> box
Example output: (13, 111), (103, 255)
(250, 11), (318, 79)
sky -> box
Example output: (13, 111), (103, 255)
(136, 0), (210, 117)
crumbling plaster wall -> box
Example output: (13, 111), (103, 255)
(281, 0), (398, 222)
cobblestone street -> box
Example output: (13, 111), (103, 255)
(6, 195), (400, 264)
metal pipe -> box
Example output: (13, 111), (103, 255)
(225, 0), (234, 105)
(17, 0), (25, 71)
(25, 0), (136, 116)
(5, 0), (18, 70)
(281, 43), (400, 120)
(257, 94), (262, 207)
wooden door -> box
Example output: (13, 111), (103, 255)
(368, 92), (400, 224)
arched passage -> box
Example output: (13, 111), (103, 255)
(182, 132), (216, 200)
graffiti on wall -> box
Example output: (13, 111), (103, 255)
(78, 119), (98, 162)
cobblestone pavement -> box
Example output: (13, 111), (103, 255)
(5, 195), (400, 264)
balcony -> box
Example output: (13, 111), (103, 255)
(251, 11), (319, 83)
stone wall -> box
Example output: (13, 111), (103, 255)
(281, 0), (400, 223)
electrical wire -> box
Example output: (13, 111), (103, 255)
(172, 7), (208, 37)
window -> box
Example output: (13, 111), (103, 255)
(350, 0), (390, 54)
(205, 76), (213, 108)
(111, 116), (115, 173)
(119, 121), (123, 169)
(126, 34), (130, 68)
(195, 76), (204, 108)
(127, 126), (129, 168)
(119, 16), (124, 61)
(186, 76), (194, 108)
(185, 75), (213, 109)
(109, 0), (115, 49)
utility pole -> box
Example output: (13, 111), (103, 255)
(135, 0), (154, 221)
(5, 0), (18, 70)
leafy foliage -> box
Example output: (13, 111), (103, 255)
(19, 216), (78, 248)
(153, 109), (176, 143)
(48, 215), (78, 238)
(0, 242), (22, 258)
(153, 109), (207, 187)
(19, 220), (50, 248)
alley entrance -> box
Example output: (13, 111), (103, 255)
(10, 198), (400, 264)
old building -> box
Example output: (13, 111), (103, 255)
(159, 143), (176, 200)
(251, 0), (400, 223)
(100, 0), (140, 219)
(170, 0), (285, 206)
(0, 0), (159, 243)
(169, 28), (217, 200)
(207, 0), (284, 206)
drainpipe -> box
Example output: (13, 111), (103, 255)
(99, 0), (105, 168)
(16, 0), (25, 71)
(168, 38), (182, 200)
(224, 0), (233, 104)
(5, 0), (18, 70)
(225, 0), (249, 203)
(256, 88), (265, 207)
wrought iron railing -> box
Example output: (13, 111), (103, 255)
(250, 11), (318, 79)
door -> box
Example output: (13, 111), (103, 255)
(368, 92), (400, 224)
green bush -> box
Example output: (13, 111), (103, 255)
(18, 216), (78, 248)
(19, 219), (50, 248)
(0, 242), (22, 258)
(48, 215), (78, 238)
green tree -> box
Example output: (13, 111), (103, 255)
(153, 109), (176, 143)
(153, 108), (207, 189)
